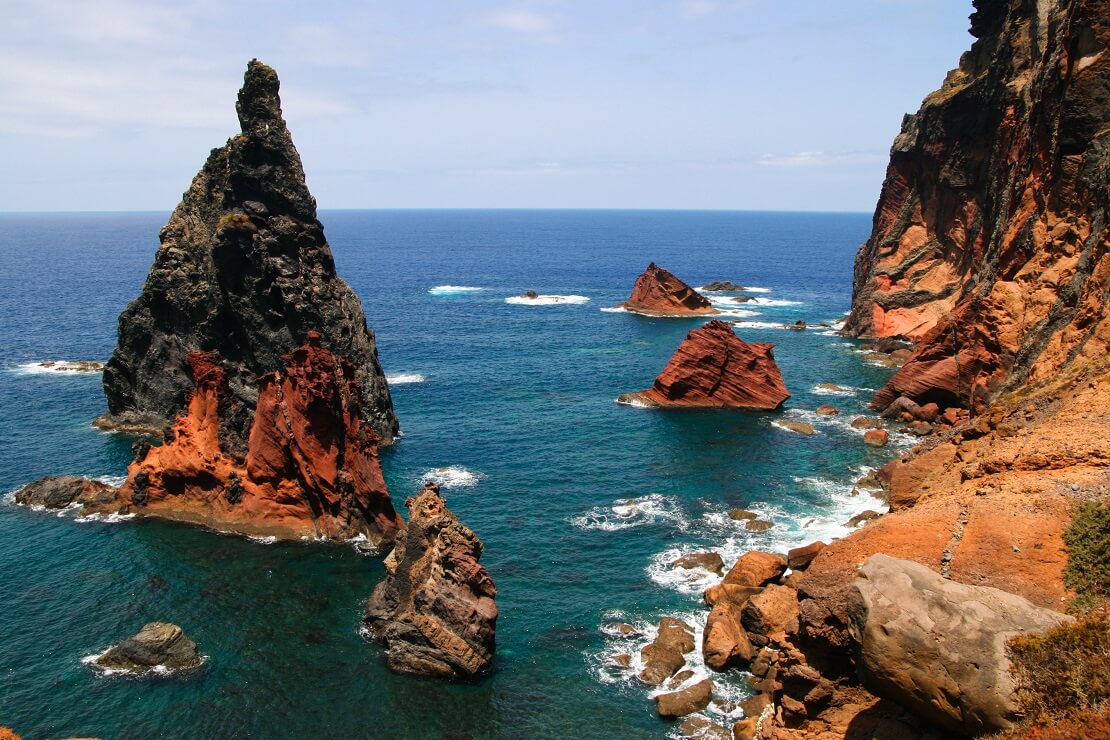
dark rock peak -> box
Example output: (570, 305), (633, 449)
(97, 60), (398, 447)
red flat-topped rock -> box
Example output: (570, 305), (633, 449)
(94, 334), (404, 544)
(620, 321), (789, 409)
(619, 263), (719, 316)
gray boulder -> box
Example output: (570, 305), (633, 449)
(94, 623), (203, 674)
(848, 554), (1071, 735)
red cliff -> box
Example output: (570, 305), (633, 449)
(845, 0), (1109, 414)
(104, 332), (403, 544)
(620, 320), (790, 409)
(620, 263), (719, 316)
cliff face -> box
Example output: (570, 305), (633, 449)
(846, 0), (1109, 413)
(620, 263), (719, 316)
(363, 483), (498, 678)
(107, 333), (404, 544)
(97, 59), (398, 445)
(620, 320), (790, 409)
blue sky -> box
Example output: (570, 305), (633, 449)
(0, 1), (973, 212)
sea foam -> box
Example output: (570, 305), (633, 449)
(419, 466), (484, 489)
(12, 361), (104, 375)
(569, 494), (688, 532)
(429, 285), (484, 296)
(505, 294), (589, 306)
(386, 372), (426, 385)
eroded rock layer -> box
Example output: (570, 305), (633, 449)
(95, 334), (403, 543)
(845, 0), (1109, 413)
(363, 483), (497, 678)
(620, 263), (719, 316)
(97, 59), (398, 444)
(620, 320), (789, 409)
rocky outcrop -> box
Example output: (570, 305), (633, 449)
(844, 0), (1109, 414)
(619, 320), (789, 409)
(92, 623), (203, 675)
(81, 334), (404, 544)
(96, 60), (398, 445)
(848, 554), (1072, 735)
(14, 476), (116, 509)
(619, 263), (719, 316)
(655, 678), (714, 717)
(363, 483), (497, 678)
(639, 617), (696, 685)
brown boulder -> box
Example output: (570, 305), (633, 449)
(745, 519), (773, 532)
(15, 476), (116, 510)
(741, 584), (800, 641)
(849, 554), (1072, 735)
(620, 263), (718, 316)
(787, 541), (826, 570)
(776, 420), (817, 435)
(638, 617), (695, 685)
(863, 429), (889, 447)
(815, 405), (840, 416)
(703, 600), (754, 670)
(655, 678), (714, 718)
(728, 509), (757, 521)
(845, 510), (881, 528)
(703, 583), (763, 608)
(622, 321), (790, 410)
(363, 483), (497, 678)
(851, 416), (882, 430)
(722, 551), (787, 587)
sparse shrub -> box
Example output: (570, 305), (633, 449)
(1008, 616), (1110, 725)
(1063, 501), (1110, 613)
(216, 211), (254, 232)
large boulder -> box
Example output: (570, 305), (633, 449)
(363, 483), (497, 678)
(702, 600), (753, 670)
(93, 622), (203, 674)
(639, 617), (696, 685)
(848, 554), (1072, 735)
(655, 678), (714, 718)
(619, 321), (789, 410)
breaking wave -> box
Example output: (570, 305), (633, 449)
(419, 466), (484, 489)
(505, 294), (590, 306)
(569, 494), (688, 532)
(429, 285), (484, 296)
(12, 361), (104, 375)
(386, 373), (425, 385)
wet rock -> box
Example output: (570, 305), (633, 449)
(786, 320), (807, 331)
(851, 416), (882, 430)
(609, 653), (632, 668)
(745, 519), (774, 532)
(14, 476), (116, 510)
(728, 509), (757, 521)
(815, 404), (839, 416)
(855, 469), (883, 490)
(673, 552), (725, 575)
(845, 510), (881, 528)
(703, 280), (746, 292)
(363, 483), (497, 678)
(909, 420), (934, 436)
(621, 321), (790, 410)
(668, 669), (696, 688)
(848, 554), (1073, 734)
(703, 600), (753, 670)
(678, 717), (732, 739)
(655, 678), (714, 718)
(776, 421), (816, 436)
(816, 383), (844, 393)
(93, 622), (203, 674)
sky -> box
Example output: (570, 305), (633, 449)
(0, 1), (975, 212)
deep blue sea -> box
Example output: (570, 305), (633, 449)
(0, 210), (903, 739)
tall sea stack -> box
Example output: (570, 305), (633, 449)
(845, 0), (1108, 412)
(97, 59), (399, 446)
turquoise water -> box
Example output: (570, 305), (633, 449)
(0, 210), (901, 739)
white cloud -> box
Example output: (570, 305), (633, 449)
(486, 9), (559, 34)
(756, 151), (884, 167)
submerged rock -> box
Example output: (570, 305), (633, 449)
(775, 420), (816, 436)
(621, 321), (790, 410)
(619, 263), (718, 316)
(102, 336), (404, 544)
(14, 476), (115, 510)
(93, 623), (203, 675)
(96, 60), (397, 445)
(703, 280), (746, 292)
(672, 552), (725, 575)
(848, 554), (1072, 734)
(364, 483), (497, 678)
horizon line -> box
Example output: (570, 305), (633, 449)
(0, 206), (874, 216)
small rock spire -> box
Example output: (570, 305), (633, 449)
(236, 59), (284, 133)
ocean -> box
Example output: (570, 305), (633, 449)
(0, 209), (904, 739)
